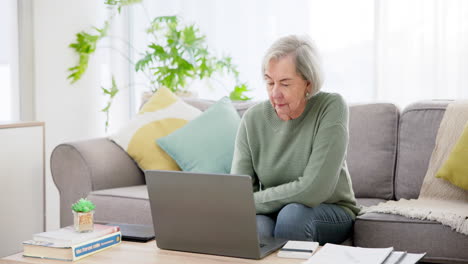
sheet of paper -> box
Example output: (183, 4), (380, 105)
(382, 251), (406, 264)
(398, 253), (426, 264)
(303, 243), (394, 264)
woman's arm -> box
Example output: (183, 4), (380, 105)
(231, 117), (260, 192)
(254, 98), (349, 214)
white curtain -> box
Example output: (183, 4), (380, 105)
(0, 0), (19, 121)
(376, 0), (468, 108)
(129, 0), (468, 109)
(309, 0), (375, 104)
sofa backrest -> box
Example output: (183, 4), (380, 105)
(184, 98), (454, 201)
(394, 101), (449, 200)
(347, 103), (399, 200)
(184, 98), (257, 117)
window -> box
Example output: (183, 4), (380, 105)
(0, 0), (19, 121)
(128, 0), (468, 109)
(129, 0), (375, 107)
(310, 0), (375, 103)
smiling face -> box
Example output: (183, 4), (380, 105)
(265, 54), (311, 121)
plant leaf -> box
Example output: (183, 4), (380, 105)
(71, 198), (96, 213)
(135, 53), (153, 72)
(229, 83), (252, 101)
(67, 22), (109, 83)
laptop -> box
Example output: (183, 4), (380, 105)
(145, 170), (288, 259)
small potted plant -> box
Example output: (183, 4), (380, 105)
(71, 198), (96, 233)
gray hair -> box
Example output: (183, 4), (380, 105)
(262, 35), (324, 99)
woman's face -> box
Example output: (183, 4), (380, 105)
(265, 55), (311, 121)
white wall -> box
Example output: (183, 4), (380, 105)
(33, 0), (130, 231)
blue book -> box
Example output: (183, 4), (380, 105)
(23, 231), (122, 261)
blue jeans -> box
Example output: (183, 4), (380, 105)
(256, 203), (354, 245)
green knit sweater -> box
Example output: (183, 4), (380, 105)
(231, 92), (360, 218)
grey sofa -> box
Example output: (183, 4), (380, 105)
(51, 98), (468, 263)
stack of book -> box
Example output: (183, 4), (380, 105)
(303, 243), (427, 264)
(23, 224), (121, 261)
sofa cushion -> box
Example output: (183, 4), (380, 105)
(395, 101), (449, 200)
(347, 103), (399, 200)
(87, 185), (152, 225)
(157, 97), (241, 174)
(356, 198), (387, 207)
(435, 122), (468, 191)
(183, 97), (258, 117)
(109, 87), (202, 171)
(354, 212), (468, 263)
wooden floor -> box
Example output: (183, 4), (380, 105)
(2, 240), (303, 264)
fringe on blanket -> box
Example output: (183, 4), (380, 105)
(361, 199), (468, 235)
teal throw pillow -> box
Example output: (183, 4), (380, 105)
(156, 97), (241, 173)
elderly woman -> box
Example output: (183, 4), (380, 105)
(231, 35), (360, 245)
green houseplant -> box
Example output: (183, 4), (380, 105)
(68, 0), (251, 131)
(72, 198), (96, 233)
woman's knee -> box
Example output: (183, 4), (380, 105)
(274, 203), (316, 240)
(256, 215), (275, 237)
(274, 203), (354, 245)
(278, 203), (307, 215)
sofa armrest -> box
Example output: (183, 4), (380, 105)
(51, 137), (144, 227)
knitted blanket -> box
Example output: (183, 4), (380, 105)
(362, 101), (468, 235)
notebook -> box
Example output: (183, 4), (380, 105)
(277, 240), (319, 259)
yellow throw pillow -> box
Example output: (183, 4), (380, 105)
(435, 122), (468, 190)
(109, 87), (202, 171)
